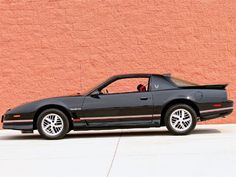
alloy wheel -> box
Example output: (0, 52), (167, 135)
(41, 113), (64, 137)
(169, 109), (192, 132)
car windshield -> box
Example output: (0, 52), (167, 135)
(79, 77), (111, 95)
(79, 84), (98, 96)
(167, 77), (198, 87)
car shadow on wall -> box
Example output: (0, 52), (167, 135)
(0, 128), (221, 140)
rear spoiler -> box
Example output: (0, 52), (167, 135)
(180, 84), (228, 89)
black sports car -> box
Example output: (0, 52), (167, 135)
(1, 74), (233, 139)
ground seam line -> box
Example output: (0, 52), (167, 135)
(106, 132), (122, 177)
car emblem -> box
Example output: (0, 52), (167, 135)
(154, 84), (159, 89)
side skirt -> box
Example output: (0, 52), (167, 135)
(72, 119), (161, 131)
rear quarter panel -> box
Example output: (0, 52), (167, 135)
(152, 88), (228, 114)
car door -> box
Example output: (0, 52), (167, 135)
(80, 91), (153, 127)
(81, 78), (153, 126)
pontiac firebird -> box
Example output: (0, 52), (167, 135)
(1, 74), (234, 139)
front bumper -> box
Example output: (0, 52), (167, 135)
(200, 100), (234, 121)
(1, 114), (33, 130)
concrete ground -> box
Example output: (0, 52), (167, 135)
(0, 124), (236, 177)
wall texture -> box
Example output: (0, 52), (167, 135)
(0, 0), (235, 127)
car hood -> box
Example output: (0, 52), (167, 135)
(5, 95), (85, 115)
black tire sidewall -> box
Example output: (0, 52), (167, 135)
(165, 104), (197, 135)
(37, 109), (69, 139)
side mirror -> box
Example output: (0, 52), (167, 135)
(90, 90), (100, 98)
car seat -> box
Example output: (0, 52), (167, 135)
(137, 84), (146, 92)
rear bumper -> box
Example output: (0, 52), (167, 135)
(200, 100), (233, 121)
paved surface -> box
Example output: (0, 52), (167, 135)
(0, 124), (236, 177)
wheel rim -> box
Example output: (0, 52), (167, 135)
(41, 113), (64, 136)
(170, 109), (192, 132)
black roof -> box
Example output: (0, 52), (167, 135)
(109, 73), (167, 79)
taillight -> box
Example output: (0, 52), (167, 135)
(213, 104), (222, 107)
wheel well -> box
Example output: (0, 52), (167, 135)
(160, 99), (200, 126)
(33, 105), (73, 129)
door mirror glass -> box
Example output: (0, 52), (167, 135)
(90, 90), (100, 97)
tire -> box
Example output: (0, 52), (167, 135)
(37, 109), (69, 140)
(165, 104), (197, 135)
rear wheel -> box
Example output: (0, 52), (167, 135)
(165, 104), (197, 135)
(37, 109), (69, 139)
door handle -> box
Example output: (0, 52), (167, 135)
(140, 97), (148, 100)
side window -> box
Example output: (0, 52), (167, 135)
(101, 78), (149, 94)
(150, 76), (175, 91)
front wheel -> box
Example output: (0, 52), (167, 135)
(165, 104), (197, 135)
(37, 109), (69, 139)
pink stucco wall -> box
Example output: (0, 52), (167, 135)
(0, 0), (235, 127)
